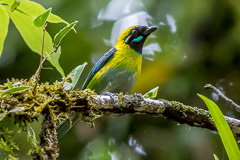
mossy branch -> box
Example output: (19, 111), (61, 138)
(84, 94), (240, 134)
(1, 79), (240, 159)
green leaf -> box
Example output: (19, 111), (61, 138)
(198, 94), (240, 160)
(7, 79), (13, 89)
(14, 0), (68, 24)
(33, 7), (52, 27)
(54, 21), (78, 46)
(0, 86), (30, 98)
(54, 46), (61, 64)
(7, 0), (68, 76)
(143, 86), (159, 98)
(10, 0), (20, 12)
(213, 154), (219, 160)
(0, 5), (9, 57)
(9, 9), (65, 76)
(63, 62), (87, 91)
(0, 0), (14, 5)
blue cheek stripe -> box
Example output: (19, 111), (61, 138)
(132, 36), (143, 42)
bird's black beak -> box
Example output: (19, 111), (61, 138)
(143, 26), (158, 36)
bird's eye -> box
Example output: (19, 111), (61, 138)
(132, 30), (138, 36)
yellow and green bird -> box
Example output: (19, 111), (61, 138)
(57, 25), (157, 139)
(82, 25), (158, 94)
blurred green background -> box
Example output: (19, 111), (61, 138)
(1, 0), (240, 159)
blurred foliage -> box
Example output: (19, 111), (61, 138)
(1, 0), (240, 159)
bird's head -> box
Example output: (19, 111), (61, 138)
(116, 25), (158, 54)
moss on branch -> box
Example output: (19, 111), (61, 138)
(0, 79), (240, 159)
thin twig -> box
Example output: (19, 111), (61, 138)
(32, 23), (60, 92)
(204, 84), (240, 112)
(32, 23), (48, 92)
(35, 23), (48, 79)
(38, 47), (57, 69)
(34, 40), (60, 77)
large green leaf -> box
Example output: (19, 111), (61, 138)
(0, 0), (66, 25)
(16, 0), (67, 24)
(0, 5), (10, 57)
(0, 0), (14, 5)
(9, 9), (65, 76)
(0, 0), (68, 76)
(198, 94), (240, 160)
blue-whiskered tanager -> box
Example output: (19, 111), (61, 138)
(57, 25), (158, 140)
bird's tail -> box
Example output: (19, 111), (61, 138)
(57, 112), (82, 141)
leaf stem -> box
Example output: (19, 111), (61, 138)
(35, 23), (48, 78)
(32, 23), (61, 92)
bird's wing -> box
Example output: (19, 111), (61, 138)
(82, 47), (117, 89)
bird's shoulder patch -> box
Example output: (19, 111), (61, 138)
(82, 47), (117, 89)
